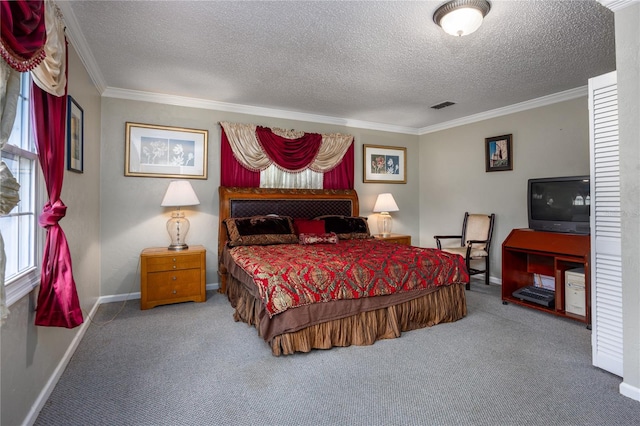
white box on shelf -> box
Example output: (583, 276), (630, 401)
(565, 267), (586, 316)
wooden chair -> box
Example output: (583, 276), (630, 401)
(434, 212), (496, 290)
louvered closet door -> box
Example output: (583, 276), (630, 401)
(589, 71), (623, 377)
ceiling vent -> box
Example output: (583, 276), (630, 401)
(431, 101), (456, 110)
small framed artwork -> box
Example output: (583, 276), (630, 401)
(485, 134), (513, 172)
(125, 122), (208, 179)
(363, 144), (407, 183)
(66, 96), (84, 173)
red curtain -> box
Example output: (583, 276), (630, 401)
(220, 128), (260, 187)
(220, 126), (354, 189)
(323, 143), (354, 189)
(0, 0), (46, 72)
(255, 126), (322, 172)
(31, 72), (83, 328)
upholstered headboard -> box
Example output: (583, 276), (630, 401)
(217, 186), (360, 292)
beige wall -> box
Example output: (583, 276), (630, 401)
(100, 95), (591, 295)
(0, 44), (102, 425)
(99, 100), (420, 296)
(418, 97), (590, 280)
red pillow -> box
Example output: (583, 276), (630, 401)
(293, 218), (325, 236)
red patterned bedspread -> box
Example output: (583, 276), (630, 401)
(229, 239), (469, 317)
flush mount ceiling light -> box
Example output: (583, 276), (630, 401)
(433, 0), (491, 37)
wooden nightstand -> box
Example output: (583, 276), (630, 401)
(373, 234), (412, 246)
(140, 245), (206, 310)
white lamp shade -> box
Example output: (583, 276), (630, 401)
(373, 193), (399, 213)
(161, 180), (200, 207)
(433, 0), (491, 37)
(440, 7), (484, 36)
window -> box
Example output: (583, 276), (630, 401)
(1, 73), (42, 305)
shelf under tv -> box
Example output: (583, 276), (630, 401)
(501, 228), (590, 325)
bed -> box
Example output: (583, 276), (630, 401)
(218, 186), (468, 355)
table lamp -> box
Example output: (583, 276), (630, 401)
(373, 193), (399, 237)
(161, 180), (200, 250)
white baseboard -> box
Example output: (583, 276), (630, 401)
(620, 382), (640, 402)
(24, 297), (101, 426)
(99, 291), (141, 303)
(97, 282), (219, 304)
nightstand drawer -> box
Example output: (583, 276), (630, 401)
(373, 234), (411, 246)
(144, 254), (202, 272)
(146, 269), (203, 302)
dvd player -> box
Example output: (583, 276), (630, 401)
(512, 286), (555, 308)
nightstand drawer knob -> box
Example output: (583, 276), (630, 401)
(172, 290), (177, 294)
(172, 258), (176, 262)
(172, 276), (177, 280)
(172, 265), (177, 269)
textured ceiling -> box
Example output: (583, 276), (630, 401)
(58, 0), (615, 132)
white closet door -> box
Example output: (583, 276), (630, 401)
(589, 71), (623, 377)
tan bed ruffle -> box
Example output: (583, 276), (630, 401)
(227, 274), (467, 356)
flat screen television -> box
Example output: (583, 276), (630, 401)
(528, 175), (591, 235)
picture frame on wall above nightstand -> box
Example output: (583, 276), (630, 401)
(363, 144), (407, 183)
(125, 122), (208, 179)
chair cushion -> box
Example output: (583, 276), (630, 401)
(442, 246), (488, 258)
(465, 214), (492, 250)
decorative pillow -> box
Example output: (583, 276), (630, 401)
(225, 215), (298, 247)
(314, 215), (372, 240)
(299, 232), (339, 245)
(293, 218), (325, 236)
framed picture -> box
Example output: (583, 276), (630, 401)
(363, 144), (407, 183)
(125, 122), (208, 179)
(66, 96), (84, 173)
(485, 134), (513, 172)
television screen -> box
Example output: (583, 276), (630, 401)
(528, 176), (590, 234)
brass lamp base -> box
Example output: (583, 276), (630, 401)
(168, 243), (189, 251)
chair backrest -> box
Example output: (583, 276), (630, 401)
(462, 212), (495, 251)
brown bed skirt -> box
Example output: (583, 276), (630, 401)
(227, 275), (467, 356)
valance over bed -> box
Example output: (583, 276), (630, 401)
(219, 122), (354, 189)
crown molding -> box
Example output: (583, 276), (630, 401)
(418, 86), (588, 135)
(102, 87), (420, 135)
(103, 85), (587, 137)
(598, 0), (639, 12)
(57, 1), (107, 93)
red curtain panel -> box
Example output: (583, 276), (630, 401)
(31, 76), (83, 329)
(220, 127), (261, 187)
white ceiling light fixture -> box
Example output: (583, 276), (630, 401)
(433, 0), (491, 37)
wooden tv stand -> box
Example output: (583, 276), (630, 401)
(502, 229), (590, 325)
